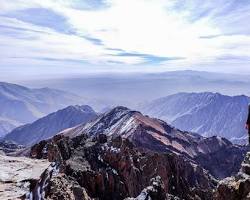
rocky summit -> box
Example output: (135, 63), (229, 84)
(29, 133), (215, 200)
(61, 106), (247, 179)
(4, 106), (248, 200)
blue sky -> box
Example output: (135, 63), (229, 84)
(0, 0), (250, 79)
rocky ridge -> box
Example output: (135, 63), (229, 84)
(141, 92), (250, 144)
(10, 106), (248, 200)
(0, 140), (25, 155)
(61, 106), (247, 179)
(0, 82), (84, 137)
(4, 105), (97, 146)
(214, 151), (250, 200)
(29, 133), (216, 200)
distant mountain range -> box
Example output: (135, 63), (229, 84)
(0, 82), (84, 137)
(20, 70), (250, 109)
(141, 92), (250, 144)
(3, 105), (97, 146)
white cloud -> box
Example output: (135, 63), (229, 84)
(0, 0), (250, 75)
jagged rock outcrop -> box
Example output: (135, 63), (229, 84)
(30, 133), (216, 200)
(26, 106), (248, 199)
(0, 140), (24, 155)
(125, 176), (167, 200)
(46, 174), (91, 200)
(61, 106), (247, 179)
(214, 152), (250, 200)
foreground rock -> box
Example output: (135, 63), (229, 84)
(0, 155), (49, 199)
(30, 133), (216, 199)
(125, 176), (180, 200)
(0, 140), (25, 155)
(214, 152), (250, 199)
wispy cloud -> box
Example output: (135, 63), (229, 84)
(0, 0), (250, 77)
(82, 35), (104, 46)
(110, 51), (185, 64)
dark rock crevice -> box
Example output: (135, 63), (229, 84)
(30, 133), (216, 200)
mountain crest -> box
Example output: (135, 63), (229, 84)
(3, 105), (97, 146)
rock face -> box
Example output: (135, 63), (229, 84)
(140, 92), (250, 144)
(0, 81), (84, 137)
(46, 174), (91, 200)
(30, 134), (216, 200)
(21, 106), (248, 200)
(0, 140), (24, 155)
(124, 176), (176, 200)
(4, 105), (97, 146)
(61, 106), (247, 179)
(0, 155), (50, 199)
(214, 152), (250, 200)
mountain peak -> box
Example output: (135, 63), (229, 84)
(60, 105), (245, 177)
(66, 105), (95, 113)
(107, 106), (132, 114)
(4, 105), (97, 146)
(141, 92), (250, 143)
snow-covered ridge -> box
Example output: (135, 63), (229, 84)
(61, 106), (242, 163)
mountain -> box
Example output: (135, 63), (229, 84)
(0, 82), (84, 137)
(29, 133), (215, 200)
(60, 106), (246, 179)
(3, 105), (97, 146)
(140, 92), (250, 144)
(3, 106), (247, 199)
(0, 118), (20, 138)
(21, 70), (250, 109)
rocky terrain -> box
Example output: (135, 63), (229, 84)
(214, 152), (250, 199)
(0, 155), (50, 199)
(0, 140), (25, 155)
(0, 82), (84, 137)
(8, 106), (245, 199)
(61, 106), (247, 179)
(4, 105), (97, 146)
(141, 92), (250, 144)
(29, 133), (216, 200)
(0, 106), (248, 199)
